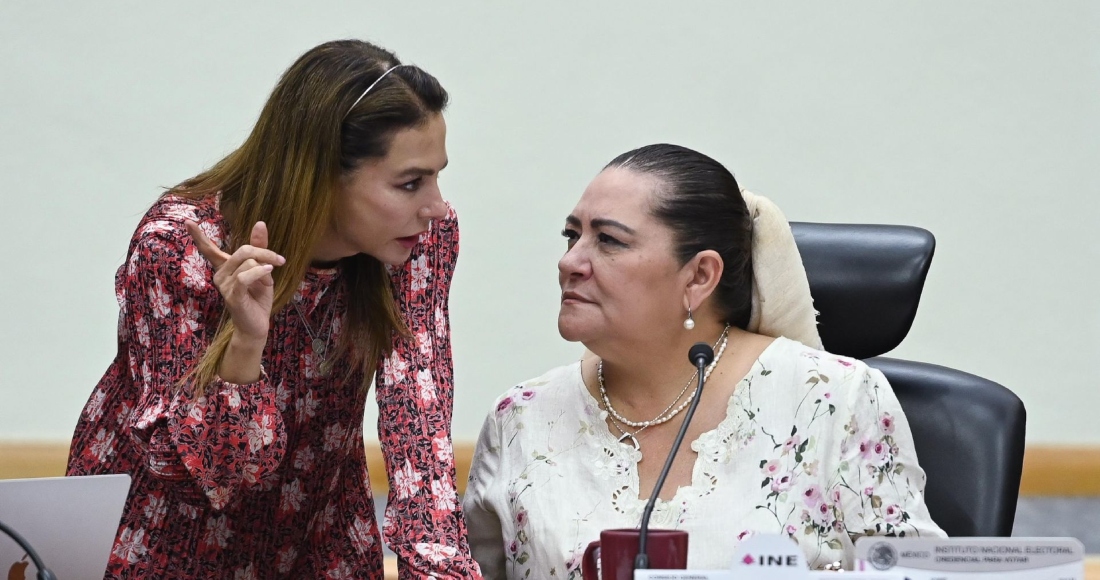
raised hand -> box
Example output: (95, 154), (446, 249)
(185, 220), (285, 384)
(185, 220), (286, 340)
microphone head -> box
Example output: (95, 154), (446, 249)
(688, 342), (715, 366)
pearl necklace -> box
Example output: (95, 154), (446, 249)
(598, 326), (730, 449)
(606, 414), (649, 450)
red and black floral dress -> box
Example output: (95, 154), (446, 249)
(67, 194), (482, 579)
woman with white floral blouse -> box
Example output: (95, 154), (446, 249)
(463, 144), (944, 578)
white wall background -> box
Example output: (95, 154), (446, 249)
(1, 2), (1097, 446)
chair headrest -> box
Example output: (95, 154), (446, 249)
(790, 222), (935, 359)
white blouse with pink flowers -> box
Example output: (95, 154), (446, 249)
(463, 337), (945, 578)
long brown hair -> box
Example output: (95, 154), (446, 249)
(172, 39), (449, 393)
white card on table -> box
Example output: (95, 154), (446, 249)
(854, 536), (1084, 580)
(635, 534), (904, 579)
(634, 573), (902, 579)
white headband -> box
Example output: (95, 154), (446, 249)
(345, 64), (407, 118)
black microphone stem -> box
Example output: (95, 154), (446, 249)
(0, 518), (57, 580)
(634, 353), (709, 570)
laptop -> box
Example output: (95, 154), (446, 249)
(0, 474), (131, 580)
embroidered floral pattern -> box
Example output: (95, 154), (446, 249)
(464, 339), (944, 576)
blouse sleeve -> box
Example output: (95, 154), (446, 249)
(462, 410), (508, 579)
(375, 204), (483, 579)
(120, 217), (287, 510)
(833, 365), (946, 540)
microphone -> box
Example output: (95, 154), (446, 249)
(634, 342), (715, 570)
(688, 343), (715, 368)
(0, 518), (57, 580)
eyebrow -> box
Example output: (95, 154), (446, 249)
(564, 215), (637, 235)
(395, 159), (449, 179)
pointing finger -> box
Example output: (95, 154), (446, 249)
(185, 220), (230, 268)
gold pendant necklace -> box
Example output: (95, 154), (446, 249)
(292, 296), (337, 374)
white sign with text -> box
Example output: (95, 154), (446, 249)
(635, 534), (904, 580)
(634, 572), (903, 579)
(854, 536), (1085, 580)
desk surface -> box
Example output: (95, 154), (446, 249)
(382, 556), (1100, 579)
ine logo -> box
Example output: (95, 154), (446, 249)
(869, 541), (899, 570)
(740, 554), (799, 566)
(7, 554), (29, 580)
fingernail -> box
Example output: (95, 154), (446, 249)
(277, 255), (286, 265)
(263, 264), (274, 272)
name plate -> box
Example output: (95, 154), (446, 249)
(635, 572), (901, 579)
(854, 537), (1085, 580)
(634, 572), (732, 580)
(636, 534), (904, 579)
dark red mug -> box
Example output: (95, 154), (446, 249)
(581, 528), (689, 580)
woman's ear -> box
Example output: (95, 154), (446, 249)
(683, 250), (724, 312)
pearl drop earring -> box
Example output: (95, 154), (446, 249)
(683, 308), (695, 330)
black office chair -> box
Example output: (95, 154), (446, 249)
(790, 222), (1026, 537)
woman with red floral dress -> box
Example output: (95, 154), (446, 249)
(66, 40), (482, 579)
